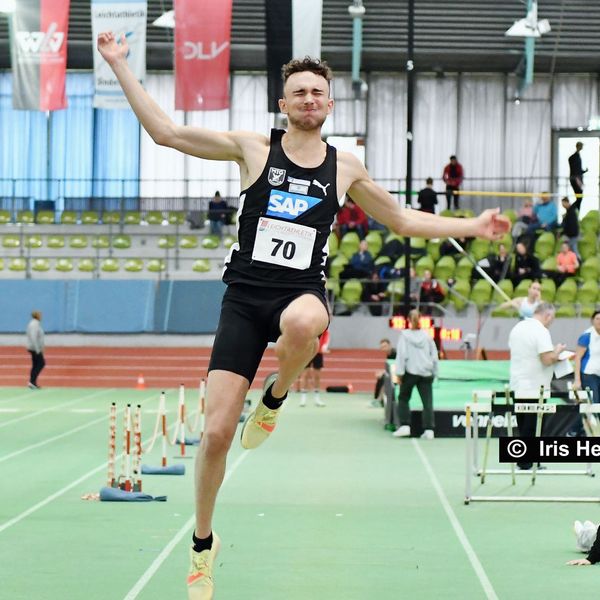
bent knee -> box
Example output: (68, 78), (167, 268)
(201, 428), (235, 456)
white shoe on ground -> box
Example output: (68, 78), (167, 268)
(420, 430), (435, 440)
(392, 425), (411, 438)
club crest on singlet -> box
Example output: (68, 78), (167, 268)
(266, 190), (322, 220)
(268, 167), (286, 186)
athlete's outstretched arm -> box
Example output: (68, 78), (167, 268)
(97, 32), (262, 162)
(341, 154), (509, 241)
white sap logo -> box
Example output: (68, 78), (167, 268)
(16, 26), (64, 54)
(183, 40), (229, 60)
(267, 190), (321, 221)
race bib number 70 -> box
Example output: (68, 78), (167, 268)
(252, 217), (317, 270)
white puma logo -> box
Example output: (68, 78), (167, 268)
(312, 179), (330, 196)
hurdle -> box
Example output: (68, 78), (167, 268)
(464, 386), (600, 504)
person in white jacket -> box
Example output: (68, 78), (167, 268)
(393, 310), (439, 439)
(26, 310), (45, 389)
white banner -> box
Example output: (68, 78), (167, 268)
(91, 0), (147, 109)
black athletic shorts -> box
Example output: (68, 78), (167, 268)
(306, 352), (324, 370)
(208, 283), (329, 384)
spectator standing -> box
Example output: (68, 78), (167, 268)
(336, 197), (369, 239)
(207, 191), (230, 238)
(371, 338), (397, 408)
(442, 155), (464, 210)
(561, 195), (582, 255)
(417, 177), (438, 214)
(568, 141), (587, 199)
(511, 241), (541, 287)
(299, 330), (329, 408)
(26, 310), (45, 389)
(508, 303), (565, 469)
(573, 311), (600, 405)
(392, 310), (439, 439)
(554, 241), (579, 286)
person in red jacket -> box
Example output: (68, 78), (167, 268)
(442, 155), (464, 211)
(336, 197), (369, 239)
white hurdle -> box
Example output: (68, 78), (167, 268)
(464, 386), (600, 504)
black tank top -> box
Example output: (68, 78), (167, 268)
(223, 129), (339, 289)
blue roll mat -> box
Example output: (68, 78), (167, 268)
(141, 463), (186, 475)
(99, 486), (167, 502)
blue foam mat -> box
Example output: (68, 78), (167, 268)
(176, 436), (200, 446)
(141, 463), (185, 475)
(99, 486), (167, 502)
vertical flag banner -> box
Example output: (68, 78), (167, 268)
(265, 0), (323, 113)
(10, 0), (70, 110)
(175, 0), (232, 111)
(91, 0), (147, 109)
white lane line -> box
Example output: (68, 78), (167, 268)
(412, 439), (499, 600)
(0, 391), (173, 535)
(0, 390), (39, 405)
(0, 389), (111, 430)
(123, 451), (249, 600)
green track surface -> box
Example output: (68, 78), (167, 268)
(1, 385), (599, 600)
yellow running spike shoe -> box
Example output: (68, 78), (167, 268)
(240, 373), (282, 449)
(187, 533), (221, 600)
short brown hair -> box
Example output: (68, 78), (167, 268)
(282, 57), (333, 86)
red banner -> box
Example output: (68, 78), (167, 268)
(11, 0), (69, 110)
(174, 0), (232, 111)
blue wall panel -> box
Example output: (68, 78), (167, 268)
(0, 280), (66, 332)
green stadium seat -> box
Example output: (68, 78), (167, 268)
(491, 306), (518, 317)
(147, 258), (166, 272)
(339, 232), (361, 260)
(25, 235), (42, 249)
(393, 256), (408, 270)
(180, 235), (198, 249)
(534, 232), (555, 261)
(101, 258), (119, 272)
(329, 254), (348, 280)
(36, 210), (54, 224)
(540, 278), (556, 302)
(9, 258), (26, 271)
(433, 255), (456, 280)
(47, 235), (65, 248)
(168, 211), (185, 225)
(540, 256), (556, 272)
(16, 210), (33, 224)
(513, 279), (533, 297)
(78, 258), (96, 272)
(415, 255), (435, 277)
(124, 211), (141, 225)
(222, 234), (237, 249)
(327, 232), (340, 257)
(192, 258), (211, 272)
(145, 211), (164, 225)
(426, 239), (441, 263)
(469, 239), (490, 261)
(112, 234), (131, 249)
(202, 235), (220, 250)
(493, 233), (512, 252)
(31, 258), (50, 271)
(2, 234), (20, 248)
(455, 256), (473, 281)
(578, 234), (597, 262)
(448, 279), (471, 312)
(554, 279), (577, 305)
(387, 279), (405, 305)
(456, 209), (475, 218)
(124, 258), (143, 272)
(580, 256), (600, 281)
(555, 305), (577, 318)
(0, 210), (10, 224)
(340, 279), (363, 310)
(469, 279), (492, 310)
(326, 278), (340, 297)
(374, 255), (391, 267)
(92, 235), (110, 249)
(55, 258), (74, 272)
(103, 211), (121, 225)
(580, 304), (597, 319)
(81, 211), (99, 225)
(0, 257), (4, 270)
(492, 279), (514, 304)
(503, 209), (517, 224)
(410, 237), (427, 258)
(158, 235), (176, 249)
(69, 235), (88, 249)
(577, 280), (598, 305)
(60, 211), (77, 225)
(580, 212), (599, 235)
(439, 209), (454, 218)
